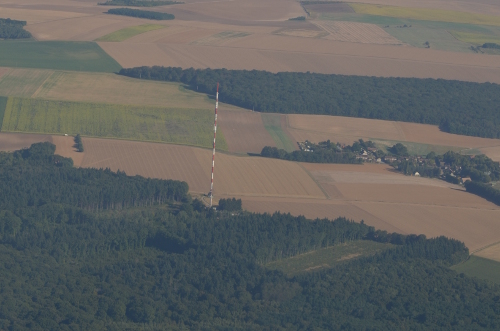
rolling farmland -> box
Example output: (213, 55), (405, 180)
(0, 41), (121, 72)
(95, 24), (166, 42)
(312, 21), (403, 44)
(1, 97), (227, 149)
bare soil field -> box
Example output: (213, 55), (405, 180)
(475, 242), (500, 262)
(0, 68), (9, 80)
(99, 41), (500, 84)
(0, 132), (52, 152)
(78, 137), (325, 198)
(313, 21), (403, 45)
(0, 7), (88, 24)
(52, 135), (84, 167)
(478, 146), (500, 162)
(217, 109), (276, 154)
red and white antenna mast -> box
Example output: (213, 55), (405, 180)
(209, 83), (219, 207)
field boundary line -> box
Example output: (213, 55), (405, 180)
(470, 240), (500, 255)
(297, 162), (329, 200)
(30, 71), (56, 98)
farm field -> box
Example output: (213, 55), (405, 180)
(0, 132), (52, 152)
(450, 31), (500, 45)
(95, 24), (166, 42)
(452, 256), (500, 284)
(349, 3), (500, 26)
(1, 97), (227, 149)
(78, 137), (325, 198)
(217, 109), (276, 154)
(312, 21), (403, 45)
(261, 113), (296, 152)
(475, 242), (500, 262)
(266, 241), (392, 276)
(0, 41), (121, 72)
(0, 69), (54, 98)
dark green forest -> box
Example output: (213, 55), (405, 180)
(464, 181), (500, 206)
(119, 66), (500, 139)
(100, 0), (182, 6)
(1, 143), (500, 330)
(106, 8), (175, 20)
(0, 18), (32, 39)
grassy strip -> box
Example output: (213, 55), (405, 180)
(1, 97), (227, 150)
(261, 114), (296, 152)
(0, 96), (7, 131)
(0, 41), (121, 72)
(266, 240), (392, 276)
(451, 255), (500, 284)
(350, 3), (500, 27)
(96, 24), (166, 42)
(449, 31), (500, 45)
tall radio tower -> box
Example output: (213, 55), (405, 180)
(209, 83), (219, 207)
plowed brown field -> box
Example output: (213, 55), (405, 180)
(79, 137), (325, 198)
(0, 132), (52, 151)
(475, 242), (500, 261)
(313, 21), (403, 45)
(52, 135), (85, 167)
(218, 109), (276, 154)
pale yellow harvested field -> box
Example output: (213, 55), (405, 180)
(218, 109), (276, 154)
(479, 146), (500, 162)
(79, 137), (325, 198)
(27, 14), (142, 41)
(99, 40), (500, 84)
(313, 21), (403, 45)
(0, 132), (52, 152)
(0, 68), (9, 80)
(286, 115), (500, 154)
(51, 135), (84, 167)
(475, 242), (500, 261)
(191, 31), (251, 46)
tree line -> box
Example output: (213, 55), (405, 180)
(464, 181), (500, 206)
(0, 18), (31, 39)
(106, 8), (175, 20)
(1, 143), (500, 330)
(119, 66), (500, 139)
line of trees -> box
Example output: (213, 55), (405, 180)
(1, 143), (500, 330)
(261, 145), (362, 163)
(100, 0), (182, 6)
(106, 8), (175, 20)
(217, 197), (242, 211)
(119, 66), (500, 139)
(0, 18), (31, 39)
(464, 181), (500, 205)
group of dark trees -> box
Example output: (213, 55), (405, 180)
(443, 151), (500, 182)
(1, 143), (500, 330)
(99, 0), (181, 6)
(74, 134), (84, 152)
(464, 181), (500, 206)
(483, 43), (500, 49)
(106, 8), (175, 20)
(218, 197), (242, 211)
(119, 66), (500, 138)
(0, 18), (32, 39)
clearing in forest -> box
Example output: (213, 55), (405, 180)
(1, 97), (227, 150)
(266, 241), (392, 275)
(451, 256), (500, 284)
(96, 24), (166, 42)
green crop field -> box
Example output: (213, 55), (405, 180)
(266, 241), (392, 276)
(0, 68), (54, 97)
(452, 256), (500, 284)
(372, 139), (465, 156)
(95, 24), (166, 42)
(349, 3), (500, 27)
(1, 97), (227, 150)
(261, 114), (296, 152)
(0, 96), (7, 131)
(449, 31), (500, 45)
(0, 41), (121, 72)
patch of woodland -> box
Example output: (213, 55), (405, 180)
(73, 134), (84, 152)
(100, 0), (182, 6)
(106, 8), (175, 20)
(0, 18), (31, 39)
(119, 66), (500, 139)
(2, 143), (500, 330)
